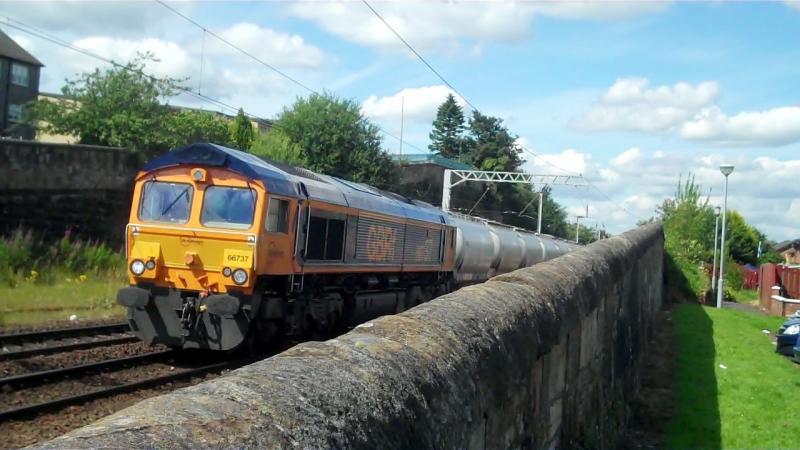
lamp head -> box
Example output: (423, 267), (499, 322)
(720, 164), (734, 176)
(715, 206), (721, 216)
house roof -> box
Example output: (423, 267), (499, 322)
(775, 239), (800, 252)
(0, 29), (43, 66)
(393, 153), (475, 170)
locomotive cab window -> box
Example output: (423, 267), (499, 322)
(138, 181), (193, 224)
(266, 197), (290, 233)
(201, 186), (257, 229)
(306, 209), (345, 261)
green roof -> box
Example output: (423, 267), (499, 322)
(393, 153), (474, 170)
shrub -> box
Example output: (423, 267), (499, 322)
(0, 228), (124, 287)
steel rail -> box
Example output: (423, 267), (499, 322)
(0, 322), (129, 346)
(0, 350), (176, 388)
(0, 335), (139, 361)
(0, 360), (240, 422)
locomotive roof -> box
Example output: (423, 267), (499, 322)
(143, 143), (446, 224)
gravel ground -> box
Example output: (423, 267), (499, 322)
(0, 317), (125, 335)
(0, 370), (230, 449)
(0, 340), (162, 378)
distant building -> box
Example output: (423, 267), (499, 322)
(776, 239), (800, 265)
(0, 30), (43, 140)
(392, 153), (475, 207)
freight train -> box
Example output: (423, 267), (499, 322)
(117, 143), (578, 351)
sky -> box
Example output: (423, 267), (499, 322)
(2, 0), (799, 241)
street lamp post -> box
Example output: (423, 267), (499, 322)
(716, 164), (734, 308)
(575, 215), (584, 244)
(712, 206), (721, 292)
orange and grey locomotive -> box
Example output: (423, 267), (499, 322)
(117, 143), (576, 351)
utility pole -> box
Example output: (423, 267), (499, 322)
(717, 164), (735, 308)
(537, 191), (544, 234)
(712, 206), (720, 291)
(575, 215), (584, 243)
(399, 96), (404, 157)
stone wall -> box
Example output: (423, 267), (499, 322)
(0, 139), (141, 244)
(41, 223), (664, 449)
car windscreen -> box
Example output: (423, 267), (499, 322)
(201, 186), (257, 229)
(138, 181), (193, 224)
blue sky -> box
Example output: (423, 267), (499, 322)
(3, 1), (799, 240)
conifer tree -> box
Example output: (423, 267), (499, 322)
(429, 93), (466, 160)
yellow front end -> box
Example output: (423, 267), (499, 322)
(119, 166), (268, 350)
(126, 225), (256, 294)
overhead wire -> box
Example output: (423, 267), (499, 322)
(0, 15), (266, 125)
(361, 0), (642, 223)
(154, 0), (428, 154)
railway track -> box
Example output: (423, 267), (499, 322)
(0, 350), (245, 422)
(0, 323), (135, 360)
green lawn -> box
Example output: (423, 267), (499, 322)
(0, 276), (127, 327)
(667, 304), (798, 449)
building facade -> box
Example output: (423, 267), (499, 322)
(0, 30), (43, 140)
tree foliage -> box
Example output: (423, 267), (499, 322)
(658, 174), (777, 295)
(32, 54), (179, 153)
(429, 94), (466, 160)
(229, 108), (254, 150)
(250, 129), (307, 167)
(30, 54), (235, 155)
(463, 111), (524, 172)
(273, 92), (399, 189)
(161, 110), (231, 150)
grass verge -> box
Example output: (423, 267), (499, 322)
(667, 303), (797, 449)
(0, 276), (126, 327)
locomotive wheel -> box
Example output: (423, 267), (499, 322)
(403, 286), (424, 311)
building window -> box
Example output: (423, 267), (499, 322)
(11, 63), (29, 87)
(7, 104), (23, 123)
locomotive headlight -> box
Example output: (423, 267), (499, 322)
(222, 267), (232, 277)
(130, 259), (146, 276)
(145, 259), (156, 271)
(232, 268), (248, 285)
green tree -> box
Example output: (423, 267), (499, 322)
(31, 53), (180, 154)
(251, 129), (307, 166)
(273, 92), (398, 189)
(464, 111), (523, 172)
(429, 94), (466, 160)
(229, 108), (255, 150)
(161, 110), (231, 150)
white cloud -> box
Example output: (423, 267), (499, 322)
(577, 77), (719, 132)
(578, 77), (800, 147)
(286, 1), (667, 55)
(611, 147), (641, 167)
(1, 1), (173, 37)
(528, 147), (800, 240)
(785, 1), (800, 10)
(361, 85), (466, 124)
(526, 148), (591, 175)
(210, 23), (324, 69)
(70, 37), (194, 79)
(531, 1), (670, 21)
(287, 1), (533, 55)
(680, 106), (800, 147)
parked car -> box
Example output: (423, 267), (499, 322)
(776, 316), (800, 356)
